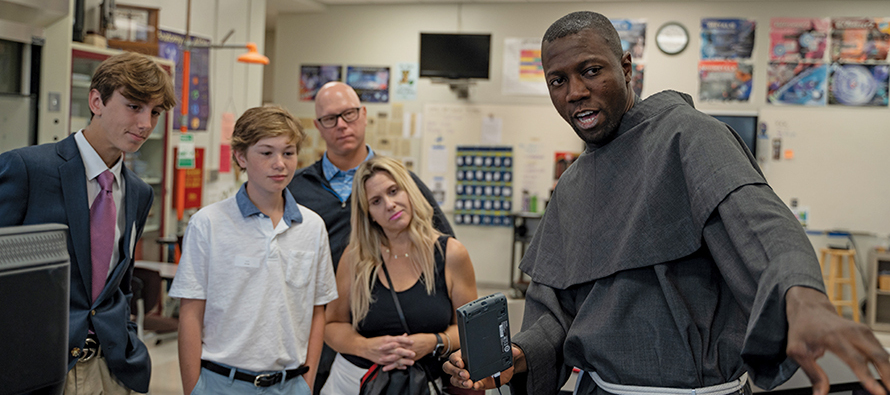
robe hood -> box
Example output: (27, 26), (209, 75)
(519, 90), (767, 289)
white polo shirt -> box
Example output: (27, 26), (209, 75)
(169, 184), (337, 372)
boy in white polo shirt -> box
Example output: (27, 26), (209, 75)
(170, 105), (337, 395)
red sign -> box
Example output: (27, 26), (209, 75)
(174, 147), (204, 210)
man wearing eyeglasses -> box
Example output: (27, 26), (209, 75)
(287, 81), (454, 394)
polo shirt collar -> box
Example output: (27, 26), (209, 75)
(321, 145), (375, 181)
(235, 183), (303, 223)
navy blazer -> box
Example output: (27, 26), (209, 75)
(0, 134), (153, 392)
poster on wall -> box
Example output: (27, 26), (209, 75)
(300, 65), (342, 101)
(393, 62), (419, 102)
(830, 18), (890, 63)
(611, 19), (647, 61)
(700, 18), (756, 59)
(767, 63), (828, 106)
(828, 63), (890, 106)
(553, 151), (581, 182)
(769, 18), (829, 62)
(632, 63), (645, 97)
(158, 30), (211, 131)
(699, 60), (753, 102)
(454, 146), (513, 227)
(502, 38), (548, 96)
(346, 65), (390, 103)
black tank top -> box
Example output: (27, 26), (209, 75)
(343, 236), (453, 376)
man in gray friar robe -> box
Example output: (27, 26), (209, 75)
(444, 10), (890, 395)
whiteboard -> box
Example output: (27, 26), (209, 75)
(758, 106), (890, 236)
(420, 102), (584, 213)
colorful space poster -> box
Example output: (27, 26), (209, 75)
(828, 63), (890, 106)
(611, 19), (647, 61)
(830, 18), (890, 62)
(454, 147), (513, 227)
(502, 38), (547, 96)
(393, 62), (419, 102)
(699, 61), (753, 102)
(346, 66), (390, 103)
(767, 63), (828, 105)
(701, 18), (756, 59)
(158, 30), (211, 131)
(300, 65), (341, 101)
(769, 18), (829, 62)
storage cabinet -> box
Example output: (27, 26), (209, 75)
(70, 43), (174, 261)
(866, 251), (890, 331)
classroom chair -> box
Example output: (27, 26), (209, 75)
(131, 267), (179, 344)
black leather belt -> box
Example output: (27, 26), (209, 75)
(77, 333), (100, 362)
(200, 360), (309, 387)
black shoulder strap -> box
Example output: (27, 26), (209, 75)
(380, 262), (411, 335)
(379, 261), (443, 395)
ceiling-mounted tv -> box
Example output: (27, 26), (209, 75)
(420, 33), (491, 80)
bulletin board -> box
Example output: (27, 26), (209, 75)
(758, 106), (890, 235)
(420, 103), (584, 217)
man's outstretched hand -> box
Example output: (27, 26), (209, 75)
(786, 286), (890, 395)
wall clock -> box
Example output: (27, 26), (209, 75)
(656, 22), (689, 55)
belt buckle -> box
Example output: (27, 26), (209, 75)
(79, 337), (98, 362)
(253, 372), (281, 387)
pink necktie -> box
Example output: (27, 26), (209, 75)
(91, 170), (116, 302)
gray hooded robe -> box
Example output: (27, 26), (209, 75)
(511, 90), (825, 395)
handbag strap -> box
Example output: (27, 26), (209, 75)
(380, 261), (412, 335)
(379, 261), (443, 395)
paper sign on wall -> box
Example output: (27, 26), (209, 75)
(177, 134), (196, 168)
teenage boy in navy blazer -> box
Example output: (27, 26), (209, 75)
(0, 51), (176, 394)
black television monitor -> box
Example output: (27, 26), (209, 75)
(420, 33), (491, 80)
(0, 223), (70, 395)
(709, 113), (758, 158)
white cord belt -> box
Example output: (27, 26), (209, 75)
(585, 371), (748, 395)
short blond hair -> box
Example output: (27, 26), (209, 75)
(231, 105), (306, 171)
(90, 52), (177, 115)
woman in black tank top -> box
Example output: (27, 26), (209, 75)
(321, 156), (480, 395)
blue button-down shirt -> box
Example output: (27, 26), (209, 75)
(321, 146), (374, 202)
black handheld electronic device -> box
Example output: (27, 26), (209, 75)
(456, 292), (513, 382)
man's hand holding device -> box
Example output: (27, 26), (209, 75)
(445, 293), (521, 392)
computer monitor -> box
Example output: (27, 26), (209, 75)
(0, 223), (70, 395)
(708, 112), (758, 158)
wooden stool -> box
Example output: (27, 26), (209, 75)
(819, 248), (860, 322)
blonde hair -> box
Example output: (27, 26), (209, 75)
(348, 156), (442, 327)
(231, 105), (306, 171)
(90, 52), (177, 117)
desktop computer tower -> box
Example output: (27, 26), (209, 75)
(0, 224), (70, 395)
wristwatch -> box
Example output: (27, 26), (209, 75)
(432, 333), (444, 357)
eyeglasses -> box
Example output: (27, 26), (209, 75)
(316, 107), (362, 129)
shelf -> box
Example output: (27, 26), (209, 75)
(867, 251), (890, 331)
(72, 80), (90, 89)
(140, 177), (162, 184)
